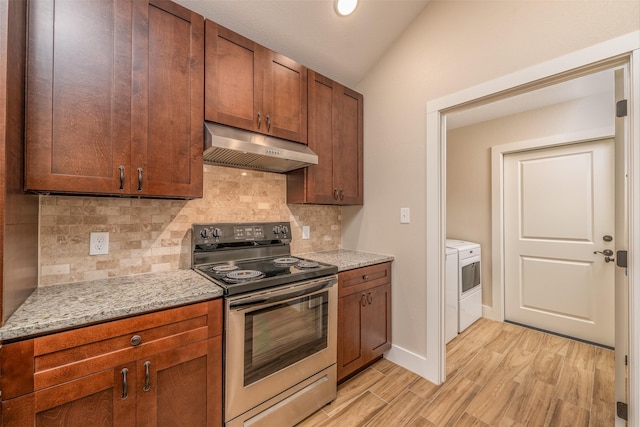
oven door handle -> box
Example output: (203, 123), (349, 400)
(229, 278), (336, 309)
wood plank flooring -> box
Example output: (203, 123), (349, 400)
(297, 318), (615, 427)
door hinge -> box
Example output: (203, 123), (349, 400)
(617, 401), (628, 421)
(626, 355), (628, 366)
(616, 100), (628, 118)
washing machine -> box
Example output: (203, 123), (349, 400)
(446, 239), (482, 332)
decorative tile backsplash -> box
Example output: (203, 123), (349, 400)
(39, 165), (342, 286)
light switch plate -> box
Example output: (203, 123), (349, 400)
(302, 225), (310, 240)
(90, 232), (109, 255)
(400, 208), (410, 224)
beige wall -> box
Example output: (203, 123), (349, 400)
(39, 165), (341, 286)
(447, 92), (614, 308)
(345, 0), (639, 357)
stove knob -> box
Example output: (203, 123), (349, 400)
(281, 225), (289, 235)
(212, 228), (221, 238)
(200, 229), (209, 239)
(273, 226), (280, 235)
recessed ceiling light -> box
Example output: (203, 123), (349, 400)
(335, 0), (358, 16)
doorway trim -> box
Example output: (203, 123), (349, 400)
(490, 126), (615, 323)
(425, 30), (639, 424)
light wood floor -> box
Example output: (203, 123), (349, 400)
(297, 318), (615, 427)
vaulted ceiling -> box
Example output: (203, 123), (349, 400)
(174, 0), (430, 88)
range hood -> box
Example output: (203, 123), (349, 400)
(203, 122), (318, 173)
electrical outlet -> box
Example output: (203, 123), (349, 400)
(90, 232), (109, 255)
(302, 225), (310, 240)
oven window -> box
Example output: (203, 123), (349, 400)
(244, 291), (328, 386)
(461, 261), (481, 294)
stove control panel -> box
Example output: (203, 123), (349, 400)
(193, 222), (292, 246)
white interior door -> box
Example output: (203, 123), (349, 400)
(504, 139), (615, 347)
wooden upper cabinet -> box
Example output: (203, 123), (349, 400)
(131, 0), (204, 198)
(287, 71), (363, 205)
(25, 0), (133, 194)
(25, 0), (204, 198)
(205, 20), (307, 144)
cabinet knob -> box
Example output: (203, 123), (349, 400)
(363, 275), (369, 280)
(130, 335), (142, 346)
(257, 112), (262, 129)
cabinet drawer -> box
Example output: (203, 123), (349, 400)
(1, 299), (222, 400)
(338, 262), (391, 297)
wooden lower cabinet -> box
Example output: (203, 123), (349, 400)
(0, 300), (223, 427)
(337, 262), (391, 382)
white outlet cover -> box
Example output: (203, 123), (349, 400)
(302, 225), (310, 240)
(400, 208), (410, 224)
(90, 232), (109, 255)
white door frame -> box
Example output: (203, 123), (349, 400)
(425, 30), (640, 424)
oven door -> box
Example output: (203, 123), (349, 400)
(224, 276), (337, 423)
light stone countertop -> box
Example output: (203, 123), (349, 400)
(299, 249), (394, 272)
(0, 269), (223, 342)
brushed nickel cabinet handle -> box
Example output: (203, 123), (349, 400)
(143, 361), (151, 391)
(119, 165), (125, 190)
(334, 189), (339, 200)
(257, 112), (262, 129)
(361, 294), (366, 307)
(137, 167), (143, 192)
(121, 368), (129, 399)
(340, 189), (344, 200)
(266, 114), (271, 132)
(367, 292), (373, 305)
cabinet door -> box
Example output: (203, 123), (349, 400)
(136, 337), (222, 427)
(2, 365), (136, 427)
(363, 283), (392, 358)
(303, 70), (336, 204)
(131, 0), (203, 198)
(334, 85), (363, 205)
(337, 292), (366, 381)
(260, 49), (308, 143)
(204, 21), (258, 133)
(25, 0), (132, 194)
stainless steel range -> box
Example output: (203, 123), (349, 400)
(192, 222), (338, 427)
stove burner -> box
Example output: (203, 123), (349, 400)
(210, 265), (239, 274)
(273, 257), (300, 266)
(296, 260), (320, 269)
(225, 270), (266, 283)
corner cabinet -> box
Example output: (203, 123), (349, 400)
(205, 21), (308, 144)
(0, 299), (223, 427)
(337, 262), (391, 382)
(286, 71), (363, 205)
(25, 0), (204, 198)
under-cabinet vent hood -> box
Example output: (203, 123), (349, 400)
(203, 122), (318, 173)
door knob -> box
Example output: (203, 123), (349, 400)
(594, 249), (615, 263)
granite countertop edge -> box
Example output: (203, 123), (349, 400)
(0, 269), (223, 342)
(298, 249), (394, 272)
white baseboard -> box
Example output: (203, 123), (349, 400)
(482, 304), (501, 321)
(384, 343), (440, 385)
